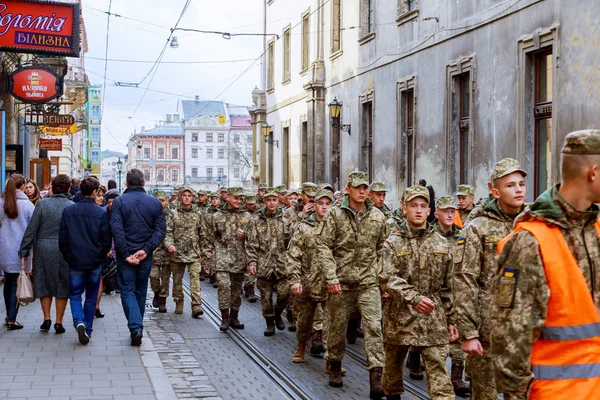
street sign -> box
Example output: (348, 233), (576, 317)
(7, 66), (63, 104)
(218, 114), (226, 125)
(39, 138), (62, 151)
(43, 113), (75, 127)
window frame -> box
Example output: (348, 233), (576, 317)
(282, 24), (292, 84)
(191, 148), (198, 159)
(207, 148), (213, 159)
(218, 133), (225, 143)
(171, 145), (179, 160)
(192, 167), (199, 178)
(218, 148), (225, 159)
(301, 9), (311, 73)
(206, 132), (213, 142)
(330, 0), (342, 57)
(359, 0), (376, 44)
(397, 75), (417, 189)
(267, 38), (275, 92)
(206, 167), (212, 178)
(171, 169), (179, 182)
(396, 0), (419, 25)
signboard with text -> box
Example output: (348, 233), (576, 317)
(39, 138), (61, 151)
(7, 65), (63, 104)
(0, 0), (80, 56)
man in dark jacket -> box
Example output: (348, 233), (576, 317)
(111, 169), (166, 346)
(59, 177), (112, 345)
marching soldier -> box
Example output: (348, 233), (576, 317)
(257, 183), (267, 206)
(286, 189), (300, 210)
(207, 192), (221, 214)
(150, 191), (171, 313)
(287, 189), (334, 362)
(453, 158), (527, 400)
(369, 181), (393, 219)
(316, 171), (387, 398)
(456, 184), (475, 227)
(387, 189), (407, 233)
(464, 191), (494, 228)
(491, 130), (600, 400)
(197, 189), (209, 209)
(380, 186), (457, 400)
(243, 192), (258, 303)
(208, 187), (253, 332)
(275, 185), (288, 209)
(246, 189), (289, 336)
(164, 187), (209, 317)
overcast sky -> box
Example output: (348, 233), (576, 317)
(82, 0), (265, 152)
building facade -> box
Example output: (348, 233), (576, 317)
(256, 0), (600, 203)
(87, 85), (102, 175)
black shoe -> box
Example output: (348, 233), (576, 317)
(54, 323), (66, 334)
(40, 319), (51, 331)
(95, 309), (105, 318)
(288, 324), (297, 332)
(131, 330), (143, 346)
(76, 323), (89, 345)
(7, 322), (23, 330)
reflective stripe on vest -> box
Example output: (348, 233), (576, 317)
(498, 221), (600, 400)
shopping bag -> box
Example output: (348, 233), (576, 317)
(17, 259), (34, 304)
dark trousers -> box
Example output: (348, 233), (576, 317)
(69, 266), (102, 336)
(3, 273), (19, 322)
(117, 256), (152, 333)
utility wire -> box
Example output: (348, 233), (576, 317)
(100, 0), (113, 119)
(86, 56), (256, 64)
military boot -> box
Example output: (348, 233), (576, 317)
(328, 361), (344, 387)
(175, 301), (184, 315)
(286, 308), (293, 323)
(292, 342), (307, 363)
(369, 367), (384, 399)
(229, 309), (245, 329)
(324, 361), (347, 376)
(152, 292), (160, 308)
(210, 274), (218, 288)
(451, 359), (471, 397)
(248, 289), (257, 303)
(274, 312), (285, 331)
(158, 297), (167, 313)
(199, 270), (206, 281)
(346, 311), (360, 344)
(264, 317), (275, 336)
(219, 309), (230, 332)
(192, 305), (204, 318)
(407, 350), (423, 380)
(310, 330), (325, 356)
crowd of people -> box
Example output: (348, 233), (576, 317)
(1, 129), (599, 400)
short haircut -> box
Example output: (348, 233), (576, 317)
(126, 169), (145, 186)
(107, 179), (117, 190)
(52, 174), (71, 194)
(71, 178), (80, 186)
(80, 177), (100, 196)
(418, 179), (427, 186)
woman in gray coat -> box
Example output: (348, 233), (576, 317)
(19, 174), (73, 334)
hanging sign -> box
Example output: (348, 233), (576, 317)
(43, 113), (74, 126)
(7, 65), (63, 104)
(40, 123), (77, 136)
(218, 114), (226, 125)
(0, 0), (80, 56)
(39, 138), (61, 151)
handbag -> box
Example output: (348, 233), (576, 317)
(17, 259), (34, 304)
(102, 257), (117, 279)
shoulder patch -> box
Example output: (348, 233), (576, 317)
(454, 237), (465, 263)
(498, 268), (519, 308)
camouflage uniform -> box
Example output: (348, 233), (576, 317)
(151, 192), (172, 305)
(453, 159), (527, 400)
(316, 172), (387, 371)
(243, 193), (259, 300)
(380, 187), (455, 399)
(456, 184), (475, 226)
(386, 208), (405, 234)
(463, 195), (493, 227)
(275, 184), (288, 210)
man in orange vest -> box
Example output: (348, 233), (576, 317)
(490, 130), (600, 400)
(456, 184), (475, 226)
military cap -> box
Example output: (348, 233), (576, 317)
(302, 182), (318, 196)
(318, 183), (335, 193)
(436, 195), (457, 210)
(404, 185), (430, 202)
(196, 189), (207, 195)
(315, 189), (334, 202)
(245, 193), (257, 204)
(287, 188), (301, 196)
(490, 158), (527, 181)
(456, 184), (475, 196)
(228, 186), (244, 197)
(347, 171), (369, 188)
(275, 184), (287, 193)
(154, 190), (168, 200)
(264, 189), (278, 198)
(208, 191), (219, 198)
(219, 187), (228, 192)
(173, 185), (182, 191)
(561, 130), (600, 155)
(179, 186), (195, 195)
(369, 181), (387, 192)
(258, 183), (267, 189)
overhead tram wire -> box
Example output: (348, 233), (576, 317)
(100, 0), (113, 119)
(85, 56), (257, 64)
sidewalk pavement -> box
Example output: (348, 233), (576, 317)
(0, 290), (178, 400)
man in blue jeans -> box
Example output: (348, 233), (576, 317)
(59, 177), (112, 345)
(111, 169), (166, 346)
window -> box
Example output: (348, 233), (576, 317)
(218, 133), (224, 142)
(171, 169), (178, 182)
(218, 167), (224, 177)
(143, 147), (151, 159)
(268, 39), (275, 91)
(458, 73), (471, 185)
(206, 168), (213, 178)
(157, 169), (165, 182)
(533, 50), (553, 197)
(192, 148), (198, 158)
(218, 148), (224, 159)
(192, 133), (198, 142)
(398, 0), (417, 14)
(192, 167), (198, 178)
(282, 126), (289, 185)
(360, 0), (375, 39)
(144, 170), (151, 180)
(90, 125), (100, 142)
(282, 26), (291, 82)
(157, 147), (165, 159)
(360, 91), (374, 180)
(398, 76), (417, 187)
(91, 104), (101, 120)
(234, 168), (240, 178)
(233, 149), (240, 159)
(331, 0), (341, 54)
(91, 149), (100, 165)
(301, 121), (308, 183)
(207, 148), (213, 158)
(234, 133), (240, 143)
(206, 133), (213, 142)
(301, 11), (310, 71)
(171, 146), (178, 159)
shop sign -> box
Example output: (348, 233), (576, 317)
(0, 0), (80, 56)
(40, 123), (78, 136)
(7, 65), (63, 104)
(43, 113), (74, 126)
(39, 138), (61, 151)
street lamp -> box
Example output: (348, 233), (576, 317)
(262, 122), (279, 148)
(116, 157), (123, 192)
(328, 97), (351, 135)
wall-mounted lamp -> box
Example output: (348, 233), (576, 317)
(262, 122), (279, 148)
(328, 97), (351, 135)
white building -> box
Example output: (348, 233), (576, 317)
(100, 156), (121, 187)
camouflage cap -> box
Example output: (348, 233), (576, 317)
(302, 182), (318, 196)
(317, 183), (335, 193)
(173, 185), (182, 191)
(369, 181), (387, 192)
(561, 130), (600, 155)
(347, 171), (369, 188)
(287, 188), (301, 196)
(404, 185), (430, 202)
(436, 195), (457, 210)
(208, 191), (219, 198)
(154, 190), (168, 200)
(219, 186), (228, 192)
(275, 184), (287, 193)
(245, 193), (257, 204)
(228, 186), (244, 197)
(179, 186), (195, 195)
(258, 183), (267, 190)
(263, 189), (278, 198)
(490, 158), (527, 181)
(315, 189), (334, 202)
(196, 189), (208, 195)
(456, 184), (475, 196)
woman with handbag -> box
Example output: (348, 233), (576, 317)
(0, 174), (35, 330)
(19, 175), (73, 333)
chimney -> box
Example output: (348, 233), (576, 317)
(195, 95), (200, 101)
(166, 114), (173, 123)
(172, 113), (180, 122)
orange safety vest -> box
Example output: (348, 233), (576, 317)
(454, 210), (463, 228)
(498, 221), (600, 400)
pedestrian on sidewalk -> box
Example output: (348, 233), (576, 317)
(19, 174), (73, 334)
(59, 177), (112, 345)
(111, 169), (166, 346)
(0, 174), (35, 330)
(94, 185), (107, 319)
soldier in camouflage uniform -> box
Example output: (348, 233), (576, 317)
(288, 189), (334, 363)
(316, 171), (386, 398)
(275, 184), (288, 209)
(369, 181), (393, 219)
(387, 189), (407, 233)
(380, 186), (457, 400)
(464, 193), (493, 227)
(208, 187), (253, 332)
(164, 187), (209, 318)
(257, 183), (266, 207)
(150, 191), (172, 313)
(197, 189), (209, 209)
(453, 158), (528, 400)
(243, 193), (258, 303)
(286, 188), (300, 210)
(246, 190), (290, 336)
(490, 130), (600, 400)
(456, 184), (475, 226)
(433, 196), (469, 397)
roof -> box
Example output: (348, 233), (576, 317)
(227, 104), (250, 116)
(139, 121), (183, 137)
(230, 115), (251, 128)
(180, 100), (226, 120)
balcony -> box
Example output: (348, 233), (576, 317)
(186, 176), (227, 184)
